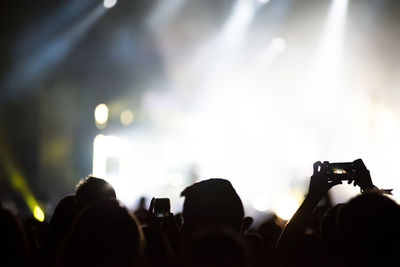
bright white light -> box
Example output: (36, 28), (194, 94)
(301, 0), (349, 118)
(103, 0), (117, 9)
(257, 37), (286, 67)
(89, 0), (400, 217)
(257, 0), (270, 5)
(94, 103), (109, 126)
(312, 0), (349, 80)
(120, 109), (134, 125)
(222, 0), (258, 41)
(93, 134), (123, 178)
(193, 0), (259, 70)
(271, 37), (286, 52)
(168, 172), (184, 187)
(274, 195), (300, 220)
(252, 196), (271, 212)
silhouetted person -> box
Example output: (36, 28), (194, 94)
(337, 193), (400, 267)
(320, 204), (345, 267)
(277, 159), (396, 267)
(180, 178), (244, 237)
(0, 207), (30, 267)
(48, 195), (77, 256)
(75, 176), (116, 211)
(56, 199), (145, 267)
(258, 215), (282, 267)
(179, 179), (263, 266)
(134, 196), (148, 225)
(23, 217), (50, 267)
(183, 229), (250, 267)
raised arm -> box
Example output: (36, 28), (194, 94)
(276, 161), (341, 264)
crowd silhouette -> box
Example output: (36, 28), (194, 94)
(1, 159), (399, 267)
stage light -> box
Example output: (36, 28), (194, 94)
(220, 0), (259, 45)
(103, 0), (117, 9)
(93, 134), (124, 178)
(271, 37), (286, 52)
(8, 168), (45, 221)
(95, 103), (109, 126)
(252, 195), (270, 212)
(34, 206), (45, 222)
(120, 109), (134, 125)
(274, 195), (299, 220)
(4, 4), (106, 94)
(312, 0), (348, 80)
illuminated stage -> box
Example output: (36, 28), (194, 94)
(89, 0), (400, 220)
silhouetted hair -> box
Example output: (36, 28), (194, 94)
(75, 176), (116, 210)
(184, 229), (250, 267)
(0, 207), (30, 267)
(338, 193), (400, 267)
(57, 199), (144, 267)
(181, 178), (244, 233)
(49, 195), (77, 252)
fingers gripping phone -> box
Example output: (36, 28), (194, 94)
(327, 162), (356, 181)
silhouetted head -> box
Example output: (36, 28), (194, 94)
(49, 195), (77, 252)
(75, 176), (116, 210)
(337, 193), (400, 267)
(320, 204), (345, 267)
(320, 204), (344, 250)
(0, 207), (30, 267)
(181, 178), (244, 236)
(58, 199), (144, 267)
(258, 216), (282, 248)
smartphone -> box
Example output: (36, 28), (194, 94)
(327, 162), (355, 180)
(153, 198), (170, 218)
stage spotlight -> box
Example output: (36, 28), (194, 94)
(93, 134), (123, 178)
(34, 206), (45, 222)
(9, 169), (45, 221)
(120, 109), (134, 126)
(313, 0), (348, 75)
(95, 103), (109, 126)
(274, 195), (299, 220)
(271, 37), (286, 52)
(103, 0), (117, 9)
(252, 195), (270, 212)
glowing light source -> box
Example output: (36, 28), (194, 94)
(274, 195), (300, 220)
(257, 0), (270, 4)
(120, 109), (134, 125)
(103, 0), (117, 9)
(271, 37), (286, 52)
(252, 195), (270, 212)
(93, 134), (124, 178)
(311, 0), (349, 86)
(34, 206), (45, 222)
(95, 103), (109, 126)
(7, 167), (45, 222)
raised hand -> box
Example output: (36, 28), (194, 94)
(307, 161), (342, 203)
(350, 159), (376, 192)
